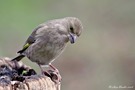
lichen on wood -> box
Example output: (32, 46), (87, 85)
(0, 57), (60, 90)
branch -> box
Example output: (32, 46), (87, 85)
(0, 57), (60, 90)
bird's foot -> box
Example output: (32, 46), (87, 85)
(43, 69), (62, 84)
(38, 64), (61, 84)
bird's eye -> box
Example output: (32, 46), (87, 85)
(70, 26), (74, 33)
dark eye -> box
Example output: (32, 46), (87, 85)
(70, 26), (74, 33)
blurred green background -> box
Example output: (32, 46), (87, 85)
(0, 0), (135, 90)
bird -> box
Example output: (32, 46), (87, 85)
(11, 17), (83, 83)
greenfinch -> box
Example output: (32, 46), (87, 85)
(12, 17), (83, 83)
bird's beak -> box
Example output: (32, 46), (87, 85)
(68, 33), (77, 44)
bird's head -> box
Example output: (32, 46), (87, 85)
(66, 17), (83, 44)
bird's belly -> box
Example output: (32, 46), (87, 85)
(26, 42), (66, 65)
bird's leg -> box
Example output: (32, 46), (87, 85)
(38, 64), (61, 84)
(38, 64), (51, 77)
(49, 64), (58, 72)
(38, 64), (44, 74)
(48, 64), (62, 84)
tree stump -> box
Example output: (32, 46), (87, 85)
(0, 57), (61, 90)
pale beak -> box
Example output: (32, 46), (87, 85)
(68, 33), (77, 44)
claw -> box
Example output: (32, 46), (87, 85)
(38, 64), (62, 84)
(47, 70), (62, 84)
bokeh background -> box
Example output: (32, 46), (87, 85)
(0, 0), (135, 90)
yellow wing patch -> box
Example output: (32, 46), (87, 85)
(23, 43), (30, 49)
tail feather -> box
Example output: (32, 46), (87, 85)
(12, 55), (25, 61)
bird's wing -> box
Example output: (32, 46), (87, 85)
(17, 25), (44, 54)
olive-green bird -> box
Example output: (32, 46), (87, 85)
(12, 17), (83, 83)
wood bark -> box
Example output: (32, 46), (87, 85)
(0, 57), (61, 90)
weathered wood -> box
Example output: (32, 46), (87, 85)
(0, 57), (61, 90)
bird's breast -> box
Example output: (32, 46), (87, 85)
(26, 35), (67, 65)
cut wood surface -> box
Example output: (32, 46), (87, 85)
(0, 57), (61, 90)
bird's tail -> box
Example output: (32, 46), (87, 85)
(12, 54), (25, 61)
